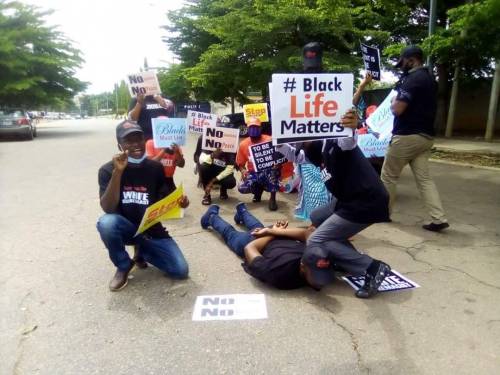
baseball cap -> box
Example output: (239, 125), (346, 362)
(303, 42), (323, 69)
(116, 120), (143, 141)
(396, 45), (424, 68)
(302, 245), (335, 288)
(246, 116), (261, 127)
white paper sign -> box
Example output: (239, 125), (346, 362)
(151, 118), (187, 147)
(127, 71), (161, 96)
(202, 125), (240, 153)
(270, 73), (354, 145)
(192, 294), (268, 321)
(342, 269), (420, 293)
(186, 110), (218, 133)
(365, 90), (397, 140)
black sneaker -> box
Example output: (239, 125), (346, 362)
(423, 222), (449, 232)
(355, 262), (391, 299)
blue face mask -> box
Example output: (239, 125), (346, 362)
(127, 154), (147, 164)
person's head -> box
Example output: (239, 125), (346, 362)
(396, 45), (424, 73)
(246, 116), (262, 139)
(116, 120), (145, 161)
(302, 42), (323, 73)
(300, 245), (335, 290)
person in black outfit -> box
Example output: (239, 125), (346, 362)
(128, 93), (175, 140)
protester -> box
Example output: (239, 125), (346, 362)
(200, 203), (390, 297)
(381, 45), (449, 232)
(96, 120), (190, 291)
(194, 135), (237, 205)
(128, 93), (175, 140)
(352, 72), (373, 108)
(236, 117), (280, 211)
(145, 140), (185, 193)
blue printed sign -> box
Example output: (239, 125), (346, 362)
(358, 133), (390, 158)
(152, 118), (187, 148)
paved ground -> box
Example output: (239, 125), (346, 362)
(1, 119), (499, 375)
(434, 137), (500, 155)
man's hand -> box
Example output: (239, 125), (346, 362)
(178, 195), (190, 208)
(113, 151), (128, 172)
(137, 94), (145, 106)
(340, 108), (358, 129)
(204, 178), (217, 195)
(361, 72), (373, 87)
(273, 220), (288, 229)
(251, 227), (272, 238)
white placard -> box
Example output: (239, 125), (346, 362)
(127, 71), (161, 96)
(365, 90), (397, 140)
(192, 294), (268, 321)
(270, 73), (354, 145)
(342, 269), (420, 293)
(201, 125), (240, 153)
(186, 110), (218, 133)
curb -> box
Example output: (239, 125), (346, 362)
(430, 158), (500, 171)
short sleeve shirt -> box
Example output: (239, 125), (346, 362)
(128, 95), (175, 139)
(98, 159), (170, 238)
(242, 239), (307, 290)
(145, 139), (183, 178)
(393, 67), (437, 136)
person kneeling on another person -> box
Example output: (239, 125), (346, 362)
(194, 135), (237, 205)
(97, 120), (190, 292)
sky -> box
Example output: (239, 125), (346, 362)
(20, 0), (186, 94)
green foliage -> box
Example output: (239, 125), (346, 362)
(0, 1), (86, 109)
(157, 64), (192, 103)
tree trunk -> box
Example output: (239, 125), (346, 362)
(435, 63), (449, 135)
(231, 96), (235, 114)
(445, 63), (460, 138)
(485, 59), (500, 141)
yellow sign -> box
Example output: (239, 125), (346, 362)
(134, 184), (184, 236)
(243, 103), (269, 123)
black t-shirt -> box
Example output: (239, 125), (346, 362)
(322, 141), (390, 224)
(242, 239), (307, 290)
(393, 67), (437, 137)
(194, 135), (236, 167)
(98, 159), (170, 238)
(128, 95), (175, 139)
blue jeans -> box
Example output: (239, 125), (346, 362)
(211, 210), (264, 257)
(96, 214), (189, 279)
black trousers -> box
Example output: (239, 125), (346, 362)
(198, 163), (236, 190)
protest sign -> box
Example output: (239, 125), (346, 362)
(127, 71), (161, 96)
(270, 73), (354, 145)
(152, 118), (187, 148)
(360, 43), (381, 81)
(134, 185), (184, 236)
(243, 103), (269, 123)
(192, 294), (268, 321)
(342, 269), (420, 293)
(358, 133), (390, 158)
(202, 125), (240, 153)
(186, 110), (218, 133)
(365, 90), (397, 140)
(249, 141), (287, 172)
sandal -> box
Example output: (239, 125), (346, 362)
(202, 194), (212, 205)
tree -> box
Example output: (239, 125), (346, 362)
(0, 1), (86, 109)
(157, 64), (192, 103)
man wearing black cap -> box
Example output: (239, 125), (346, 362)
(381, 45), (449, 232)
(96, 120), (190, 291)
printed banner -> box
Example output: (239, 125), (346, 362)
(358, 133), (390, 158)
(192, 294), (268, 321)
(365, 90), (397, 140)
(152, 118), (187, 148)
(249, 141), (287, 172)
(134, 185), (184, 236)
(342, 269), (420, 293)
(186, 110), (218, 134)
(127, 71), (161, 96)
(270, 73), (354, 145)
(243, 103), (269, 123)
(360, 43), (381, 81)
(202, 125), (240, 153)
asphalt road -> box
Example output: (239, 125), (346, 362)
(1, 119), (499, 375)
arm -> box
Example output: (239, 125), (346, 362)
(243, 236), (275, 264)
(251, 226), (315, 242)
(173, 145), (185, 167)
(99, 152), (127, 213)
(128, 94), (145, 121)
(390, 97), (408, 116)
(352, 73), (372, 106)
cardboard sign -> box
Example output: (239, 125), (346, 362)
(270, 73), (354, 145)
(192, 294), (268, 321)
(202, 125), (240, 153)
(152, 118), (187, 148)
(127, 71), (161, 96)
(243, 103), (269, 123)
(342, 269), (420, 293)
(360, 43), (381, 81)
(249, 141), (287, 172)
(358, 133), (390, 158)
(186, 110), (218, 134)
(134, 185), (184, 236)
(366, 90), (397, 140)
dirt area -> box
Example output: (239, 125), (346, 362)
(431, 148), (500, 168)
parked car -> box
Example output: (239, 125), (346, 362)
(221, 112), (272, 137)
(0, 109), (37, 140)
